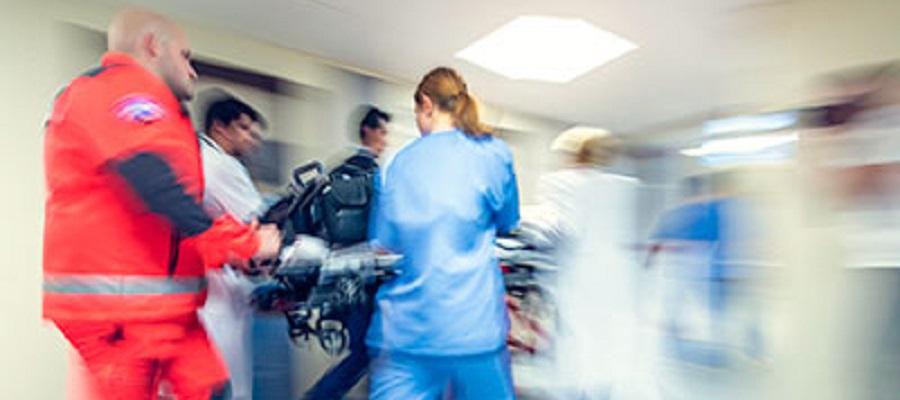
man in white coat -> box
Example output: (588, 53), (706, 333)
(198, 95), (268, 400)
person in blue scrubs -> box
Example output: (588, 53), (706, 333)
(366, 67), (520, 400)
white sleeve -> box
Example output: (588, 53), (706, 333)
(202, 146), (265, 222)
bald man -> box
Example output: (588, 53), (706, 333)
(106, 8), (197, 101)
(43, 8), (280, 400)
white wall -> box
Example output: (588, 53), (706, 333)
(0, 1), (70, 398)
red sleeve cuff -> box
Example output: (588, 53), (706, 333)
(188, 215), (260, 269)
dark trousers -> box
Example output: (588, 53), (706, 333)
(303, 299), (374, 400)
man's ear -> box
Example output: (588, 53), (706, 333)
(142, 32), (161, 58)
(210, 119), (228, 137)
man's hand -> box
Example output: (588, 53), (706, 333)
(252, 222), (282, 262)
(226, 220), (281, 274)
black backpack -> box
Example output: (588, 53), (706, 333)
(319, 153), (378, 245)
(261, 154), (378, 247)
(260, 161), (328, 246)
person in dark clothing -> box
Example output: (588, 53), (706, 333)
(302, 106), (390, 400)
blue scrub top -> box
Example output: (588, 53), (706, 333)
(366, 129), (520, 356)
(652, 200), (722, 242)
(652, 198), (762, 280)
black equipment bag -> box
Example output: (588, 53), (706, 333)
(320, 153), (378, 245)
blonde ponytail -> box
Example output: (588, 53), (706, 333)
(415, 67), (493, 137)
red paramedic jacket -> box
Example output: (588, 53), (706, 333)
(43, 52), (259, 321)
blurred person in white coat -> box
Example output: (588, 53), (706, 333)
(764, 62), (900, 400)
(534, 128), (647, 400)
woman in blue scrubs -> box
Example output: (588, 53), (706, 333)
(366, 67), (520, 400)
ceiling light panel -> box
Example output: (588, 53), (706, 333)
(456, 16), (637, 83)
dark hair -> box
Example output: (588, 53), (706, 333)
(358, 106), (391, 141)
(204, 97), (266, 133)
(809, 61), (900, 127)
(414, 67), (491, 136)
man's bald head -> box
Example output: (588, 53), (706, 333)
(108, 8), (179, 54)
(107, 8), (197, 101)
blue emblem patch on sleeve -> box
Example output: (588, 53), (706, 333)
(114, 95), (165, 123)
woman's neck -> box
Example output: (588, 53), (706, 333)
(427, 113), (456, 134)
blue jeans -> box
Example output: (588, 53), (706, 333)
(252, 314), (295, 399)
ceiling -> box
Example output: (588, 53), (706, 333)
(103, 0), (900, 134)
